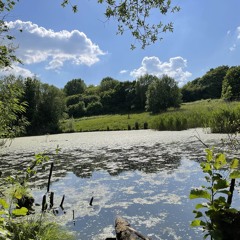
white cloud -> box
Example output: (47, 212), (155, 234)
(119, 69), (128, 74)
(6, 20), (106, 70)
(230, 44), (237, 52)
(237, 26), (240, 39)
(1, 64), (35, 78)
(130, 56), (192, 85)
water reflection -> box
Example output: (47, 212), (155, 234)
(0, 131), (229, 239)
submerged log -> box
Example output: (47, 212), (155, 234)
(115, 216), (150, 240)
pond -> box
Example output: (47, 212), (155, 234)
(0, 128), (238, 239)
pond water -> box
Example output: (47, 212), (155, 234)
(0, 129), (239, 240)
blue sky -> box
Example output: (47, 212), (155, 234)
(2, 0), (240, 88)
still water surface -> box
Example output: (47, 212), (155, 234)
(0, 129), (237, 239)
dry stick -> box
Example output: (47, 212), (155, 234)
(73, 209), (75, 226)
(60, 194), (65, 209)
(89, 196), (94, 206)
(194, 134), (209, 148)
(227, 178), (236, 208)
(47, 162), (54, 193)
(42, 195), (47, 212)
(50, 192), (54, 209)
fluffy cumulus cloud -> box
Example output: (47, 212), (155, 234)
(6, 20), (106, 70)
(130, 56), (192, 85)
(1, 64), (35, 78)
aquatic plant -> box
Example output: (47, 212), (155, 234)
(190, 148), (240, 239)
(0, 150), (76, 240)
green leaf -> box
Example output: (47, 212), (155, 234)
(195, 203), (208, 209)
(230, 170), (240, 179)
(191, 219), (206, 227)
(193, 210), (203, 218)
(0, 199), (9, 209)
(0, 210), (6, 215)
(14, 191), (22, 199)
(214, 153), (227, 170)
(202, 163), (211, 172)
(12, 207), (28, 216)
(213, 179), (229, 190)
(230, 158), (239, 169)
(189, 189), (211, 200)
(205, 149), (213, 162)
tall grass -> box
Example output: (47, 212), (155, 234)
(61, 112), (158, 132)
(7, 216), (76, 240)
(60, 99), (240, 133)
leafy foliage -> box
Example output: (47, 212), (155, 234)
(181, 66), (229, 102)
(61, 0), (180, 49)
(0, 0), (21, 68)
(0, 75), (28, 141)
(146, 75), (181, 113)
(23, 77), (66, 135)
(63, 78), (87, 96)
(222, 66), (240, 100)
(134, 74), (157, 111)
(190, 149), (240, 239)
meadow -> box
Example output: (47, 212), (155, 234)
(60, 99), (240, 133)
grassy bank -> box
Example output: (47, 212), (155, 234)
(60, 99), (240, 133)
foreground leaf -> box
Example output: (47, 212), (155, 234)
(0, 199), (9, 209)
(230, 170), (240, 179)
(12, 207), (28, 216)
(230, 158), (239, 169)
(190, 189), (211, 200)
(191, 219), (206, 227)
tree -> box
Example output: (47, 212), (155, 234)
(0, 0), (21, 68)
(63, 78), (86, 96)
(61, 0), (180, 49)
(0, 0), (180, 69)
(181, 66), (229, 102)
(99, 77), (119, 92)
(198, 65), (229, 99)
(135, 74), (158, 110)
(146, 75), (181, 113)
(222, 66), (240, 100)
(0, 75), (27, 140)
(67, 101), (86, 118)
(86, 101), (103, 116)
(22, 78), (66, 135)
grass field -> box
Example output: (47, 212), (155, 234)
(60, 99), (240, 133)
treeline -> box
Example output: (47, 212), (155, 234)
(1, 64), (240, 136)
(181, 65), (240, 102)
(0, 75), (65, 136)
(64, 75), (181, 117)
(0, 74), (181, 136)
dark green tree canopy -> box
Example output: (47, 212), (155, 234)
(64, 78), (87, 96)
(146, 75), (181, 113)
(99, 77), (119, 92)
(0, 75), (27, 139)
(222, 66), (240, 100)
(135, 74), (158, 110)
(181, 65), (229, 102)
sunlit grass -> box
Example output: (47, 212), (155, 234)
(60, 99), (240, 133)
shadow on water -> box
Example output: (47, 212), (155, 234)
(0, 136), (226, 239)
(0, 140), (208, 187)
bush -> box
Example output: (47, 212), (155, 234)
(86, 101), (103, 116)
(67, 101), (86, 118)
